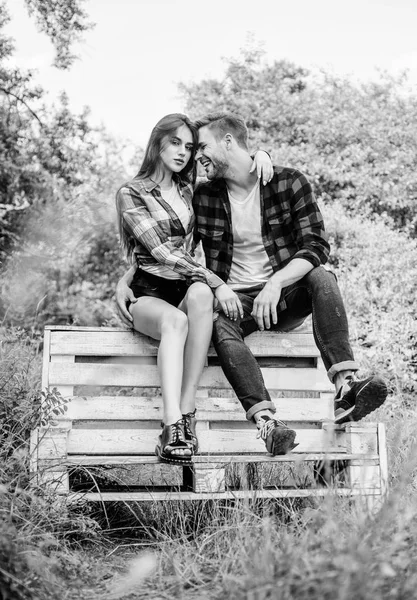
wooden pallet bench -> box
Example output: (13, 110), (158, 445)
(30, 324), (388, 506)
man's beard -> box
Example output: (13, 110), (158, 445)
(207, 155), (228, 180)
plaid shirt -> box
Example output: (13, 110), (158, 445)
(193, 166), (330, 283)
(116, 174), (224, 289)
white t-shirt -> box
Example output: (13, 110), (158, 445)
(227, 182), (273, 290)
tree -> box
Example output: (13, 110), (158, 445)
(0, 0), (135, 329)
(0, 0), (95, 261)
(180, 47), (417, 237)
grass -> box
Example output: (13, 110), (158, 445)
(1, 325), (417, 599)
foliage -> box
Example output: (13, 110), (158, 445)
(324, 203), (417, 398)
(181, 45), (417, 237)
(0, 0), (95, 261)
(24, 0), (93, 69)
(0, 1), (138, 328)
(0, 327), (101, 600)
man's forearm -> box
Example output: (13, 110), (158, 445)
(270, 258), (313, 288)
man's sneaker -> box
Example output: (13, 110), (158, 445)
(256, 416), (298, 455)
(334, 376), (388, 425)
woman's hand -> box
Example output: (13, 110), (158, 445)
(250, 150), (273, 186)
(214, 284), (244, 321)
(116, 277), (137, 326)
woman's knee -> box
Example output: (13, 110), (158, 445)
(160, 309), (188, 337)
(186, 283), (213, 312)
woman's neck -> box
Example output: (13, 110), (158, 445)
(152, 168), (173, 191)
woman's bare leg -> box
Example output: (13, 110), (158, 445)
(129, 297), (190, 456)
(177, 283), (214, 414)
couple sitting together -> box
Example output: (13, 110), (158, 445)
(115, 111), (388, 464)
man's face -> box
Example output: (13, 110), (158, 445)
(195, 126), (228, 180)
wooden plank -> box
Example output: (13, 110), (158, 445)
(37, 471), (69, 494)
(347, 465), (381, 490)
(40, 453), (380, 467)
(344, 424), (378, 454)
(49, 329), (318, 358)
(41, 329), (51, 390)
(61, 395), (334, 422)
(67, 487), (382, 502)
(29, 429), (39, 475)
(48, 363), (333, 392)
(36, 424), (71, 460)
(377, 423), (389, 496)
(49, 355), (74, 398)
(60, 427), (348, 456)
(45, 326), (131, 332)
(193, 464), (226, 493)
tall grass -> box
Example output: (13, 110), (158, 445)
(1, 333), (416, 599)
(1, 204), (417, 598)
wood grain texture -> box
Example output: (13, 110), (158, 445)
(66, 487), (382, 503)
(49, 328), (319, 358)
(48, 363), (333, 392)
(61, 395), (334, 422)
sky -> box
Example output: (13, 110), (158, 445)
(5, 0), (417, 147)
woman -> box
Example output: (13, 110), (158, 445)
(116, 113), (271, 464)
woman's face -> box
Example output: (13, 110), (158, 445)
(159, 124), (194, 174)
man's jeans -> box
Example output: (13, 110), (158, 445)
(212, 266), (358, 421)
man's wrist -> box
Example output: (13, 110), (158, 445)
(269, 272), (284, 288)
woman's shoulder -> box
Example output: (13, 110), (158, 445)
(117, 175), (155, 202)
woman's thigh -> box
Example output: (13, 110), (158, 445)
(129, 297), (186, 340)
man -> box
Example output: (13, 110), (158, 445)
(117, 112), (387, 456)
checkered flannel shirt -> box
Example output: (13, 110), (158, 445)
(116, 174), (225, 289)
(192, 166), (330, 283)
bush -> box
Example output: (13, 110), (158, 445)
(324, 202), (417, 401)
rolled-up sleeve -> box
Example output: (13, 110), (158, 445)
(117, 186), (224, 289)
(290, 172), (330, 267)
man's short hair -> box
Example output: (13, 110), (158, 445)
(194, 112), (249, 150)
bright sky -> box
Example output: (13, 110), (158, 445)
(5, 0), (417, 147)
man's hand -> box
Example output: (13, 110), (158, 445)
(251, 279), (282, 331)
(116, 278), (137, 326)
(215, 284), (244, 321)
(250, 151), (273, 186)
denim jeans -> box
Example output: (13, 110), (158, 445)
(211, 266), (358, 421)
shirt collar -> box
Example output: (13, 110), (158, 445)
(132, 173), (189, 193)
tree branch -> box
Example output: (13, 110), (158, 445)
(0, 86), (43, 125)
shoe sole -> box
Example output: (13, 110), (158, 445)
(334, 378), (388, 425)
(155, 445), (193, 465)
(268, 428), (298, 455)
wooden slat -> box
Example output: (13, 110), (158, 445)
(46, 453), (380, 466)
(49, 355), (75, 398)
(345, 425), (378, 454)
(66, 488), (383, 502)
(49, 329), (319, 358)
(41, 329), (51, 390)
(61, 395), (334, 422)
(29, 429), (39, 475)
(49, 363), (333, 392)
(348, 465), (382, 490)
(54, 427), (348, 456)
(377, 423), (389, 496)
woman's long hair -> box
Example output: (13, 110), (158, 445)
(138, 113), (198, 184)
(118, 113), (198, 260)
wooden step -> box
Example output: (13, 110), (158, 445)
(66, 487), (382, 502)
(62, 453), (380, 465)
(49, 363), (333, 392)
